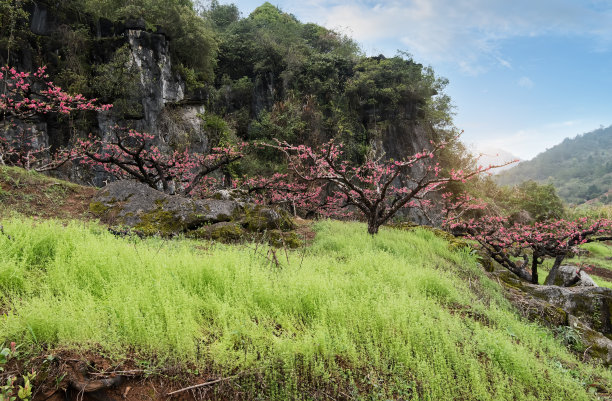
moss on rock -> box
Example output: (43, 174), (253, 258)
(241, 205), (295, 231)
(187, 222), (246, 242)
(134, 203), (185, 236)
(89, 201), (112, 216)
(267, 230), (303, 248)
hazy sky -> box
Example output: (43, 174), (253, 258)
(222, 0), (612, 160)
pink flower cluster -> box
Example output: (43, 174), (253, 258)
(268, 134), (509, 233)
(77, 127), (246, 195)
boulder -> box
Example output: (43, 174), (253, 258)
(495, 269), (612, 365)
(544, 265), (579, 286)
(577, 270), (598, 287)
(242, 205), (295, 231)
(90, 180), (241, 236)
(186, 222), (246, 241)
(90, 180), (296, 238)
(568, 315), (612, 366)
(496, 270), (612, 338)
(544, 265), (598, 287)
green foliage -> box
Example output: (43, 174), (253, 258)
(206, 4), (457, 176)
(92, 44), (143, 119)
(0, 217), (611, 399)
(203, 0), (240, 31)
(0, 0), (30, 65)
(76, 0), (218, 87)
(497, 125), (612, 205)
(510, 180), (565, 221)
(463, 176), (565, 221)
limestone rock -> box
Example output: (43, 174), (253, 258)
(577, 270), (598, 287)
(186, 222), (246, 241)
(90, 180), (241, 236)
(544, 265), (580, 286)
(495, 269), (612, 365)
(544, 265), (599, 287)
(90, 180), (296, 239)
(496, 270), (612, 339)
(568, 315), (612, 366)
(242, 205), (295, 231)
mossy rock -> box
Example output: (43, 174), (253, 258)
(134, 204), (185, 236)
(241, 205), (295, 232)
(89, 200), (113, 215)
(475, 252), (494, 272)
(91, 181), (242, 236)
(187, 222), (246, 242)
(267, 230), (303, 248)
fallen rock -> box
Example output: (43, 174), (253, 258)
(544, 265), (598, 287)
(567, 315), (612, 366)
(241, 204), (295, 231)
(186, 222), (246, 241)
(494, 269), (612, 365)
(577, 270), (598, 287)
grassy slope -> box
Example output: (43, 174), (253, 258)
(0, 166), (96, 220)
(1, 216), (611, 400)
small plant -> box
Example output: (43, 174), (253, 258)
(554, 326), (585, 352)
(0, 343), (36, 401)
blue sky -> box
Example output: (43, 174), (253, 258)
(219, 0), (612, 160)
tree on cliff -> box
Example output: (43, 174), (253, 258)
(77, 127), (245, 195)
(0, 65), (111, 171)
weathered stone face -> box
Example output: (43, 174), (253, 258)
(91, 180), (242, 236)
(544, 265), (580, 286)
(544, 265), (598, 287)
(90, 180), (295, 239)
(494, 268), (612, 365)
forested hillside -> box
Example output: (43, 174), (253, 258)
(0, 0), (461, 180)
(496, 126), (612, 204)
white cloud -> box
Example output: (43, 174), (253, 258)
(281, 0), (612, 74)
(517, 76), (534, 89)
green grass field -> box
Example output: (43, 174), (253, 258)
(1, 217), (611, 399)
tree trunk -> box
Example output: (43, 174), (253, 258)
(544, 254), (565, 285)
(531, 254), (539, 285)
(551, 254), (565, 270)
(367, 222), (380, 235)
(367, 213), (380, 235)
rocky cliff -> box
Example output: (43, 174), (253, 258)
(7, 1), (209, 184)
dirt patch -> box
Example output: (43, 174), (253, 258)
(0, 167), (96, 221)
(6, 350), (246, 401)
(583, 265), (612, 282)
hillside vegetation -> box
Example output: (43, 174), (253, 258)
(496, 126), (612, 205)
(0, 208), (611, 399)
(1, 0), (465, 177)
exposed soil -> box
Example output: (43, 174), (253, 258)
(582, 265), (612, 281)
(0, 167), (96, 221)
(5, 350), (246, 401)
(293, 216), (317, 244)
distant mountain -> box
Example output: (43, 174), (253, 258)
(496, 126), (612, 205)
(475, 148), (521, 174)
